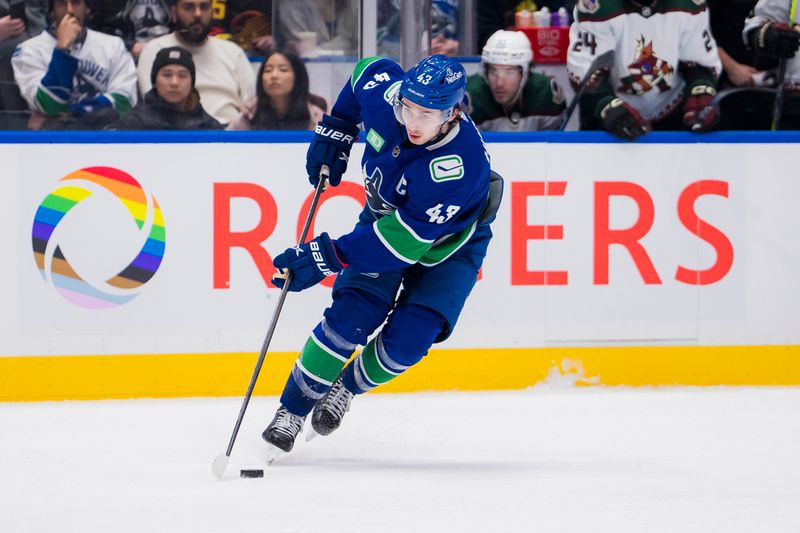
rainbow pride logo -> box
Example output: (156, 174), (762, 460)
(31, 167), (166, 309)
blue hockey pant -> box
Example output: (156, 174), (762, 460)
(280, 225), (492, 416)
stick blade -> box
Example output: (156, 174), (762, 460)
(212, 453), (229, 479)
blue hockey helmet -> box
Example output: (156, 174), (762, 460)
(399, 55), (467, 111)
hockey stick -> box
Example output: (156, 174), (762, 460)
(709, 85), (777, 107)
(771, 58), (788, 131)
(212, 165), (329, 479)
(707, 62), (786, 128)
(559, 50), (616, 131)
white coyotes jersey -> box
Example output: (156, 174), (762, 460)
(744, 0), (800, 89)
(567, 0), (721, 121)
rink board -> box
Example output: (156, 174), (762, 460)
(0, 131), (798, 400)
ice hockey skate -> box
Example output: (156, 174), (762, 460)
(309, 377), (354, 439)
(262, 406), (306, 454)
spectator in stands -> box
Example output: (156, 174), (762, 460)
(567, 0), (721, 141)
(430, 0), (459, 56)
(0, 0), (47, 129)
(116, 46), (221, 129)
(275, 0), (357, 55)
(708, 0), (775, 130)
(12, 0), (138, 130)
(208, 0), (272, 56)
(137, 0), (255, 125)
(743, 0), (800, 129)
(230, 1), (272, 55)
(88, 0), (171, 61)
(376, 0), (461, 57)
(228, 49), (326, 130)
(467, 29), (565, 131)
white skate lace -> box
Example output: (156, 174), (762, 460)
(322, 381), (353, 420)
(273, 407), (304, 437)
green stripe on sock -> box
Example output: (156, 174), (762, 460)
(359, 340), (397, 385)
(298, 335), (349, 383)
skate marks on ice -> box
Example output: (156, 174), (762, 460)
(2, 389), (800, 532)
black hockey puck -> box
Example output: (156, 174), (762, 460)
(240, 469), (264, 478)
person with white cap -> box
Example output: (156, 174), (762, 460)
(466, 29), (566, 131)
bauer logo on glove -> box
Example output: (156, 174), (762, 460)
(272, 233), (346, 292)
(306, 114), (359, 188)
(314, 124), (355, 144)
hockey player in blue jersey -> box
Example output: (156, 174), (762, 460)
(262, 54), (502, 453)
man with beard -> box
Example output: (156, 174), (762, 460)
(136, 0), (254, 124)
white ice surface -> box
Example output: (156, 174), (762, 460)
(2, 388), (799, 533)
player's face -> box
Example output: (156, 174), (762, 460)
(155, 65), (193, 107)
(262, 53), (295, 99)
(486, 65), (523, 105)
(395, 98), (454, 145)
(173, 0), (213, 44)
(53, 0), (89, 26)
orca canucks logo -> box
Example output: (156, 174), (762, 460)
(363, 164), (397, 216)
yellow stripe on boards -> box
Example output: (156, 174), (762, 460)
(0, 345), (799, 402)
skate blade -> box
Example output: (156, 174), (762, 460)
(305, 427), (320, 442)
(264, 444), (283, 465)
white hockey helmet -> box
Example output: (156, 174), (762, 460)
(481, 30), (534, 76)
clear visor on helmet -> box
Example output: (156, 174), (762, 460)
(392, 95), (452, 127)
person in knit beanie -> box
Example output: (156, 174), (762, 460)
(116, 45), (222, 130)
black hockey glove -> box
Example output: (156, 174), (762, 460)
(306, 114), (359, 188)
(682, 84), (719, 132)
(750, 22), (800, 58)
(597, 97), (648, 142)
(272, 233), (345, 292)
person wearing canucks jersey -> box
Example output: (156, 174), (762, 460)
(11, 0), (137, 129)
(467, 29), (566, 132)
(567, 0), (721, 141)
(262, 54), (501, 453)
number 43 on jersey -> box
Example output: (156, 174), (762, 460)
(426, 203), (460, 224)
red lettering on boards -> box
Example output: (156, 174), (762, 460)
(511, 181), (568, 285)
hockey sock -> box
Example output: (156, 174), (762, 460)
(280, 320), (356, 416)
(341, 304), (445, 394)
(341, 334), (412, 394)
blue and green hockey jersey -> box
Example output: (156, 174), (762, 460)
(331, 57), (491, 273)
